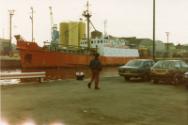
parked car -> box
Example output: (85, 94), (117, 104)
(150, 60), (188, 84)
(118, 59), (155, 81)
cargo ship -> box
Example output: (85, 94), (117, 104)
(15, 2), (139, 69)
(15, 35), (139, 69)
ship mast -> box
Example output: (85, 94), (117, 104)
(82, 1), (92, 49)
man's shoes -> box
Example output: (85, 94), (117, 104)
(95, 87), (100, 90)
(88, 83), (91, 88)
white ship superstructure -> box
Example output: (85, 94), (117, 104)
(80, 37), (139, 57)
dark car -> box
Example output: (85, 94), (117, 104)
(118, 59), (155, 81)
(151, 60), (188, 84)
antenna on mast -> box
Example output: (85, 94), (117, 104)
(82, 0), (92, 49)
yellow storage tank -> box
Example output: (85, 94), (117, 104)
(79, 21), (86, 45)
(59, 21), (86, 47)
(59, 22), (69, 46)
(68, 22), (79, 46)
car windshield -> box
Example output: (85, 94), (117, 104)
(179, 61), (188, 68)
(153, 60), (188, 69)
(126, 60), (143, 67)
(153, 61), (174, 69)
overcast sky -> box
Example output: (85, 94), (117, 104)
(0, 0), (188, 46)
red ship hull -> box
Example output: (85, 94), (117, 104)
(16, 39), (137, 69)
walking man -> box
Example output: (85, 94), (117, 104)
(88, 53), (102, 89)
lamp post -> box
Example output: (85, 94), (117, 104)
(30, 7), (34, 42)
(153, 0), (156, 60)
(8, 10), (15, 52)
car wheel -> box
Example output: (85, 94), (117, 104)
(124, 76), (130, 81)
(171, 74), (181, 85)
(142, 74), (150, 81)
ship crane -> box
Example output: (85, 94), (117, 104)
(49, 6), (54, 41)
